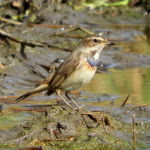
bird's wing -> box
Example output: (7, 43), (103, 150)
(46, 53), (82, 95)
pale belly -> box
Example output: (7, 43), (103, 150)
(60, 65), (96, 91)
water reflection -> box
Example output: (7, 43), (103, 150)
(82, 67), (150, 105)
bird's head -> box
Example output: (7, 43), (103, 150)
(76, 35), (110, 55)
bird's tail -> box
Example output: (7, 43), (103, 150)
(16, 83), (49, 102)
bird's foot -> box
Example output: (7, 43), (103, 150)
(72, 104), (85, 113)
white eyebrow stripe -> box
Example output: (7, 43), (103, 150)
(89, 37), (104, 41)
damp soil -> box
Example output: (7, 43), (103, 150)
(0, 105), (140, 150)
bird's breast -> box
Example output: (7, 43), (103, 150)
(86, 59), (97, 69)
(60, 60), (96, 91)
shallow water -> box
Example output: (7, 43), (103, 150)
(0, 4), (150, 149)
(82, 67), (150, 106)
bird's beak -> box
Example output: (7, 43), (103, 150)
(102, 38), (114, 46)
(107, 41), (115, 46)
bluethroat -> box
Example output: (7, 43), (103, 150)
(16, 35), (110, 110)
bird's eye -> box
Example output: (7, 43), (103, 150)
(93, 39), (99, 43)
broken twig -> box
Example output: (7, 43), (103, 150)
(132, 113), (136, 150)
(0, 17), (22, 25)
(53, 26), (94, 36)
(0, 29), (72, 58)
(6, 129), (42, 144)
(121, 95), (130, 107)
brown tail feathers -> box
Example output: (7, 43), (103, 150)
(16, 83), (49, 102)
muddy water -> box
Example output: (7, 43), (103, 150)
(0, 33), (150, 149)
(82, 67), (150, 106)
(0, 4), (150, 149)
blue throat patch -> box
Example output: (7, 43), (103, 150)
(87, 58), (98, 67)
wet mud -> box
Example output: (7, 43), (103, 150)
(0, 105), (134, 150)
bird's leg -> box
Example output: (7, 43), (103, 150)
(65, 91), (84, 110)
(56, 89), (74, 110)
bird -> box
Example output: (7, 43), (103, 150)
(16, 34), (110, 110)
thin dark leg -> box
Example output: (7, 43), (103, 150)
(56, 89), (74, 110)
(65, 91), (83, 109)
